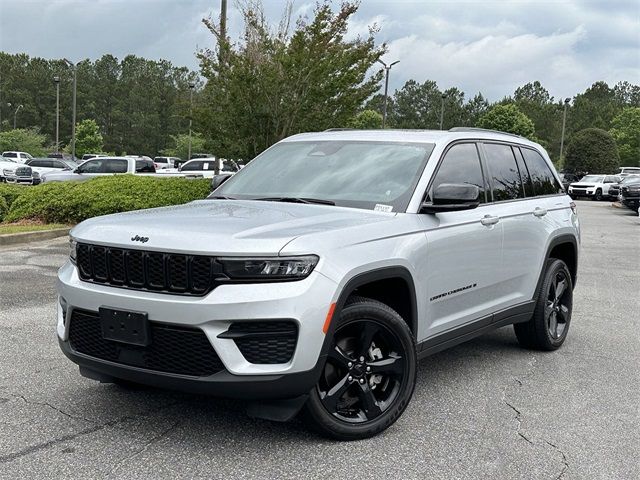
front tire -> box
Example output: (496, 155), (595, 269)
(514, 259), (573, 350)
(303, 296), (417, 440)
(593, 188), (603, 201)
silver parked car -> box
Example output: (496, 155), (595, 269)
(57, 128), (580, 440)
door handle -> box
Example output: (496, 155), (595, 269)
(533, 207), (548, 217)
(480, 215), (500, 226)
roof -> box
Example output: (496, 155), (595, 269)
(283, 128), (541, 148)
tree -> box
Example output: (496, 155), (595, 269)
(476, 104), (536, 139)
(198, 1), (384, 159)
(347, 110), (382, 129)
(0, 128), (48, 156)
(610, 107), (640, 166)
(565, 128), (620, 173)
(161, 132), (207, 160)
(73, 119), (104, 158)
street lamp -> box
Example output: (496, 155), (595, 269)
(64, 59), (78, 160)
(188, 82), (196, 161)
(13, 104), (23, 129)
(439, 93), (447, 130)
(559, 98), (570, 162)
(53, 76), (60, 153)
(376, 59), (399, 129)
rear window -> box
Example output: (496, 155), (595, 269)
(483, 143), (524, 201)
(136, 160), (156, 173)
(520, 148), (563, 196)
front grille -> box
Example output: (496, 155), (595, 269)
(224, 321), (298, 364)
(68, 309), (225, 377)
(15, 166), (32, 176)
(76, 243), (227, 296)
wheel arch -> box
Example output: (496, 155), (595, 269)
(331, 267), (418, 338)
(534, 234), (578, 297)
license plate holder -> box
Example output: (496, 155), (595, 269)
(99, 307), (150, 346)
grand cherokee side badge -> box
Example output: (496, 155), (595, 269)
(131, 235), (149, 243)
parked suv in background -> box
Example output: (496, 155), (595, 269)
(2, 151), (33, 163)
(57, 128), (579, 440)
(568, 174), (620, 200)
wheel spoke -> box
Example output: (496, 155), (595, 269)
(357, 323), (379, 358)
(327, 344), (353, 368)
(555, 278), (567, 301)
(367, 354), (403, 376)
(321, 374), (351, 411)
(355, 382), (382, 419)
(548, 312), (558, 339)
(545, 300), (554, 317)
(558, 304), (570, 323)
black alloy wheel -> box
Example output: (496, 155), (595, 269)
(303, 296), (416, 440)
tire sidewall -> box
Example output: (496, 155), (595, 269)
(537, 259), (573, 349)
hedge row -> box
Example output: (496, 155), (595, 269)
(0, 184), (25, 222)
(3, 176), (211, 224)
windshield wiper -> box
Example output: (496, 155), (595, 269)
(255, 197), (335, 206)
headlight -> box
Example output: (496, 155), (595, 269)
(69, 239), (77, 264)
(219, 255), (318, 280)
(32, 171), (40, 178)
(2, 168), (13, 176)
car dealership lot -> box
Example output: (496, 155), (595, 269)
(0, 201), (638, 479)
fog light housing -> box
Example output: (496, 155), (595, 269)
(59, 296), (68, 325)
(69, 239), (77, 264)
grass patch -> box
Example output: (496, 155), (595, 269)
(0, 223), (69, 235)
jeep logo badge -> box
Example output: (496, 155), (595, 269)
(131, 235), (149, 243)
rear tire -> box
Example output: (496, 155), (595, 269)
(514, 259), (573, 351)
(303, 296), (417, 440)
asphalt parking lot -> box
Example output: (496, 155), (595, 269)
(0, 200), (638, 479)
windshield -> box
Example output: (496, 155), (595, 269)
(213, 141), (435, 211)
(579, 175), (604, 183)
(621, 176), (640, 185)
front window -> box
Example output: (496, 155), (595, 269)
(213, 141), (435, 211)
(579, 175), (604, 183)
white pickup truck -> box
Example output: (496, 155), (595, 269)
(42, 157), (205, 183)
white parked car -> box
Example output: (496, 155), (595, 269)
(2, 151), (33, 163)
(25, 158), (79, 176)
(0, 157), (22, 182)
(568, 174), (620, 201)
(153, 156), (181, 170)
(42, 157), (156, 182)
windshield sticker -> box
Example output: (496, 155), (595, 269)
(374, 204), (393, 213)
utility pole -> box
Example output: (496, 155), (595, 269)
(64, 59), (78, 160)
(54, 76), (60, 153)
(219, 0), (227, 64)
(376, 59), (399, 129)
(188, 83), (195, 160)
(439, 93), (447, 130)
(559, 98), (570, 162)
(13, 104), (23, 129)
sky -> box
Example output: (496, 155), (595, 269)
(0, 0), (638, 101)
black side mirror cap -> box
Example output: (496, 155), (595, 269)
(211, 173), (233, 191)
(420, 183), (481, 214)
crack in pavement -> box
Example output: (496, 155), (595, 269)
(0, 401), (182, 464)
(545, 440), (570, 480)
(14, 394), (99, 425)
(104, 419), (182, 479)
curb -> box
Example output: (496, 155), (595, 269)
(0, 228), (71, 246)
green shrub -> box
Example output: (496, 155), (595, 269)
(565, 128), (620, 174)
(5, 176), (211, 224)
(0, 183), (26, 210)
(0, 196), (7, 222)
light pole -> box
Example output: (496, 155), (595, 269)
(64, 59), (78, 160)
(559, 98), (570, 162)
(439, 93), (447, 130)
(188, 82), (195, 160)
(13, 104), (23, 129)
(376, 59), (399, 129)
(54, 76), (60, 153)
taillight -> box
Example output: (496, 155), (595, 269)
(570, 201), (577, 214)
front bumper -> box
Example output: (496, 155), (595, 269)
(57, 261), (338, 398)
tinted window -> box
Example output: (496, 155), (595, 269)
(4, 152), (17, 158)
(429, 143), (486, 203)
(514, 149), (534, 197)
(52, 161), (67, 169)
(521, 148), (562, 195)
(135, 160), (155, 173)
(104, 159), (129, 173)
(483, 143), (524, 201)
(78, 159), (103, 173)
(28, 159), (47, 167)
(181, 161), (203, 171)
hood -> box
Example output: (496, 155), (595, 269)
(70, 199), (396, 256)
(570, 182), (596, 187)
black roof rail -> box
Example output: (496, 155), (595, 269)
(323, 128), (357, 132)
(449, 127), (524, 139)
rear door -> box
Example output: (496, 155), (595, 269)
(420, 142), (504, 336)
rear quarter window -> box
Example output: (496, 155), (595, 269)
(520, 148), (563, 196)
(483, 143), (525, 201)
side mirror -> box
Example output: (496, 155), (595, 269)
(73, 168), (81, 174)
(211, 173), (232, 191)
(420, 183), (480, 214)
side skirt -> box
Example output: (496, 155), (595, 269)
(417, 301), (535, 359)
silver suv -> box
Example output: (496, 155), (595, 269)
(57, 128), (580, 440)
